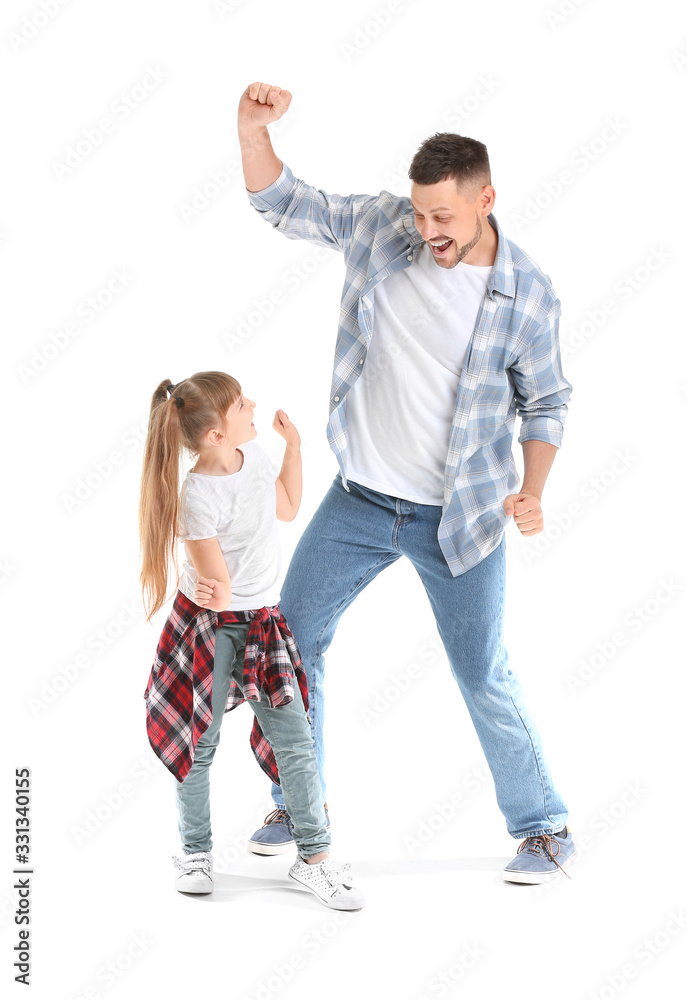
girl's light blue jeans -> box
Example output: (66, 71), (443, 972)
(175, 621), (331, 858)
(271, 474), (568, 840)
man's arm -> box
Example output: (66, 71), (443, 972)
(504, 296), (572, 535)
(521, 439), (557, 501)
(504, 441), (558, 535)
(237, 82), (289, 192)
(237, 80), (378, 250)
(510, 296), (572, 449)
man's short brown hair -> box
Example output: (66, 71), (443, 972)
(409, 132), (491, 197)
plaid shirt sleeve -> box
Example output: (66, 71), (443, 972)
(246, 161), (379, 251)
(510, 296), (572, 449)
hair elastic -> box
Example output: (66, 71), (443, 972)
(166, 383), (184, 408)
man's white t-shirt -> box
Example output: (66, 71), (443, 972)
(345, 242), (492, 505)
(177, 440), (281, 611)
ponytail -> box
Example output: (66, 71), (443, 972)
(139, 380), (184, 621)
(138, 371), (242, 622)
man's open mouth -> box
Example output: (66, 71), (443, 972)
(429, 239), (453, 255)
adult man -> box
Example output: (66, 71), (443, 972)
(237, 81), (576, 883)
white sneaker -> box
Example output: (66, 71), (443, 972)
(288, 857), (365, 910)
(172, 851), (213, 894)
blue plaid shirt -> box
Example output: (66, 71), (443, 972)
(246, 162), (572, 577)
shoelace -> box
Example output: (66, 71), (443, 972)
(516, 834), (571, 879)
(263, 807), (291, 827)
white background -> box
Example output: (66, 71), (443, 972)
(3, 1), (687, 998)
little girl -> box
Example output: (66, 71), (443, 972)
(139, 370), (364, 911)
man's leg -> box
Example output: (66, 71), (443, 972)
(248, 475), (400, 852)
(400, 502), (568, 839)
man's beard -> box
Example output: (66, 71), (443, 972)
(434, 214), (482, 269)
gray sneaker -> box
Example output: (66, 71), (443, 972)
(248, 804), (330, 856)
(503, 827), (577, 884)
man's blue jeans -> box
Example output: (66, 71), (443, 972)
(271, 474), (568, 840)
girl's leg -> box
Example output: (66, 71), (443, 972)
(234, 654), (331, 859)
(174, 623), (249, 853)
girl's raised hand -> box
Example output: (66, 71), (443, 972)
(272, 409), (301, 449)
(193, 576), (217, 608)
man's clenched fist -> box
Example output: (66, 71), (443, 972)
(238, 82), (292, 129)
(503, 492), (544, 536)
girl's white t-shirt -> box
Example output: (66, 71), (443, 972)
(177, 440), (281, 612)
(345, 242), (492, 504)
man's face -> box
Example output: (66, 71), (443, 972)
(410, 177), (487, 269)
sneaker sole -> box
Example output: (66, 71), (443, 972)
(175, 878), (214, 894)
(247, 838), (295, 856)
(288, 871), (365, 910)
(502, 850), (578, 884)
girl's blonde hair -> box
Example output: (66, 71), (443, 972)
(138, 371), (241, 621)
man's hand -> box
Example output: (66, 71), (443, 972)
(272, 409), (300, 450)
(503, 492), (544, 536)
(238, 82), (292, 130)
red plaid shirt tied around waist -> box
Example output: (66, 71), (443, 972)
(144, 590), (309, 784)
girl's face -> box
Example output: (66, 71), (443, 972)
(223, 391), (257, 445)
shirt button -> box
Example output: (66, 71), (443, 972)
(368, 277), (373, 282)
(407, 254), (413, 260)
(359, 359), (364, 364)
(334, 396), (340, 402)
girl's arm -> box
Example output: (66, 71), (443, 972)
(184, 537), (232, 612)
(273, 409), (302, 522)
